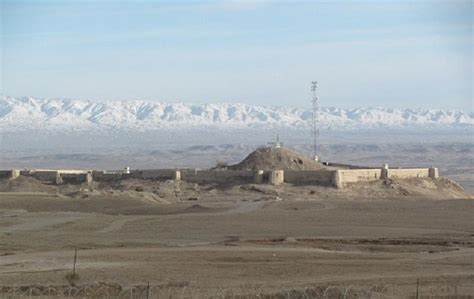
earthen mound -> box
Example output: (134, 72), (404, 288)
(229, 147), (326, 171)
(344, 177), (473, 199)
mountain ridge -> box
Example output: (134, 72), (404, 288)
(1, 96), (473, 132)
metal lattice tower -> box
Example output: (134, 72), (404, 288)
(311, 81), (319, 161)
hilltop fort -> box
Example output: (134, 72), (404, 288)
(0, 146), (469, 200)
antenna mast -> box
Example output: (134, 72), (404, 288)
(311, 81), (319, 161)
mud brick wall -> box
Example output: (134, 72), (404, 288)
(0, 171), (12, 179)
(61, 173), (89, 184)
(181, 170), (255, 185)
(25, 171), (60, 183)
(284, 170), (336, 186)
(91, 171), (125, 182)
(336, 169), (383, 184)
(129, 169), (177, 180)
(389, 168), (430, 179)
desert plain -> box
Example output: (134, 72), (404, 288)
(0, 170), (473, 298)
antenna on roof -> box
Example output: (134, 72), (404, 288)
(268, 134), (283, 149)
(311, 81), (319, 161)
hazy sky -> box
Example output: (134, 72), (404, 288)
(1, 0), (472, 110)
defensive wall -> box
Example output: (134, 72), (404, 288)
(389, 168), (430, 178)
(0, 170), (20, 180)
(333, 169), (382, 186)
(1, 166), (439, 189)
(284, 170), (335, 186)
(181, 170), (256, 185)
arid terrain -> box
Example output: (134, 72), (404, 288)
(0, 171), (473, 297)
(2, 0), (473, 296)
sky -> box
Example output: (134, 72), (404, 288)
(1, 0), (472, 110)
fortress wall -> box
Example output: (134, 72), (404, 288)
(335, 168), (433, 188)
(181, 170), (255, 184)
(130, 169), (177, 180)
(323, 163), (378, 170)
(389, 168), (430, 178)
(21, 170), (61, 184)
(270, 170), (284, 186)
(0, 171), (12, 179)
(0, 170), (20, 180)
(2, 166), (437, 187)
(336, 169), (382, 185)
(92, 169), (256, 184)
(13, 169), (91, 184)
(284, 170), (335, 186)
(61, 173), (90, 184)
(253, 170), (272, 184)
(58, 170), (89, 174)
(92, 171), (124, 182)
(28, 171), (59, 182)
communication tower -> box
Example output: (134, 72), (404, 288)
(311, 81), (319, 161)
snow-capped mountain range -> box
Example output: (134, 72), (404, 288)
(1, 96), (473, 132)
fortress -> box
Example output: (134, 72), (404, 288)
(0, 147), (439, 189)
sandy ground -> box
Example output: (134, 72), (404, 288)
(0, 186), (473, 297)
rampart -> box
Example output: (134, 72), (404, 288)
(21, 170), (61, 184)
(0, 170), (20, 180)
(132, 169), (177, 180)
(19, 169), (91, 185)
(0, 171), (11, 179)
(181, 170), (256, 185)
(92, 171), (125, 182)
(389, 168), (429, 179)
(333, 167), (438, 188)
(1, 166), (439, 189)
(284, 170), (335, 186)
(333, 169), (383, 189)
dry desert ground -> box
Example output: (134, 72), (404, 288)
(0, 176), (473, 298)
